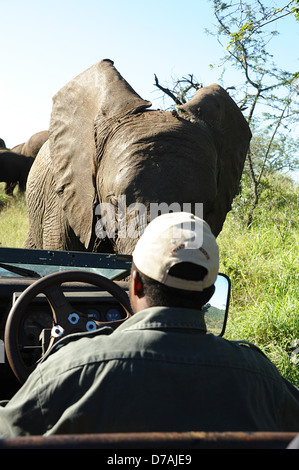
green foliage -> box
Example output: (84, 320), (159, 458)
(0, 188), (9, 210)
(218, 173), (299, 385)
(207, 0), (299, 229)
(290, 0), (299, 20)
(0, 184), (29, 247)
(249, 127), (299, 175)
(209, 0), (298, 113)
(234, 172), (298, 228)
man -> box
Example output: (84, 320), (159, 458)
(0, 212), (298, 436)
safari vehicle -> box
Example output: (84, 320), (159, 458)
(0, 246), (296, 449)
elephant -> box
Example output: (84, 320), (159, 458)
(25, 59), (251, 254)
(11, 130), (48, 158)
(0, 150), (34, 195)
(4, 131), (48, 195)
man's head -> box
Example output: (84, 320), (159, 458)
(129, 212), (219, 313)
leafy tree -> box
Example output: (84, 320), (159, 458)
(249, 126), (299, 175)
(206, 0), (299, 225)
(154, 1), (299, 225)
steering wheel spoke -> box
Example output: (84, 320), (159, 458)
(43, 283), (75, 323)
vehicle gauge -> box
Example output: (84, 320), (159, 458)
(87, 308), (100, 321)
(23, 311), (53, 344)
(106, 308), (122, 322)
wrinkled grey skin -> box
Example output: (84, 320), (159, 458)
(0, 150), (34, 195)
(25, 59), (251, 254)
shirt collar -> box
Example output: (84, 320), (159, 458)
(116, 306), (207, 332)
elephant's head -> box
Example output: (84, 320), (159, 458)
(43, 59), (251, 254)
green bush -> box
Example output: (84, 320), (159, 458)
(218, 173), (299, 385)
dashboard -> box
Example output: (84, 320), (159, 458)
(0, 277), (129, 399)
(0, 248), (230, 399)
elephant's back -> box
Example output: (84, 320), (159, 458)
(98, 110), (218, 208)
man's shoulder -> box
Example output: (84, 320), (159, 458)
(229, 339), (269, 358)
(209, 336), (281, 376)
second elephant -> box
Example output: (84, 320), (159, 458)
(26, 59), (251, 254)
(11, 130), (49, 158)
(4, 131), (49, 195)
(0, 151), (34, 195)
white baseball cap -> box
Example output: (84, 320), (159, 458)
(132, 212), (219, 291)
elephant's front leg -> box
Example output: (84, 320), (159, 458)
(5, 182), (17, 196)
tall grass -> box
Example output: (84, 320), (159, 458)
(0, 184), (29, 247)
(0, 177), (298, 385)
(218, 174), (299, 385)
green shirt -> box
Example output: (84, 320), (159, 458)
(0, 306), (298, 436)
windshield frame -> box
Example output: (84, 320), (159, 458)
(0, 247), (132, 280)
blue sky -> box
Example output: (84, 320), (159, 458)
(0, 0), (219, 147)
(0, 0), (298, 183)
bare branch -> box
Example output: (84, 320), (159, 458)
(154, 75), (183, 106)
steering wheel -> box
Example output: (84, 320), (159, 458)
(4, 270), (132, 383)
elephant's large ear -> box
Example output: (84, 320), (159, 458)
(95, 59), (152, 118)
(49, 59), (151, 249)
(178, 84), (251, 235)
